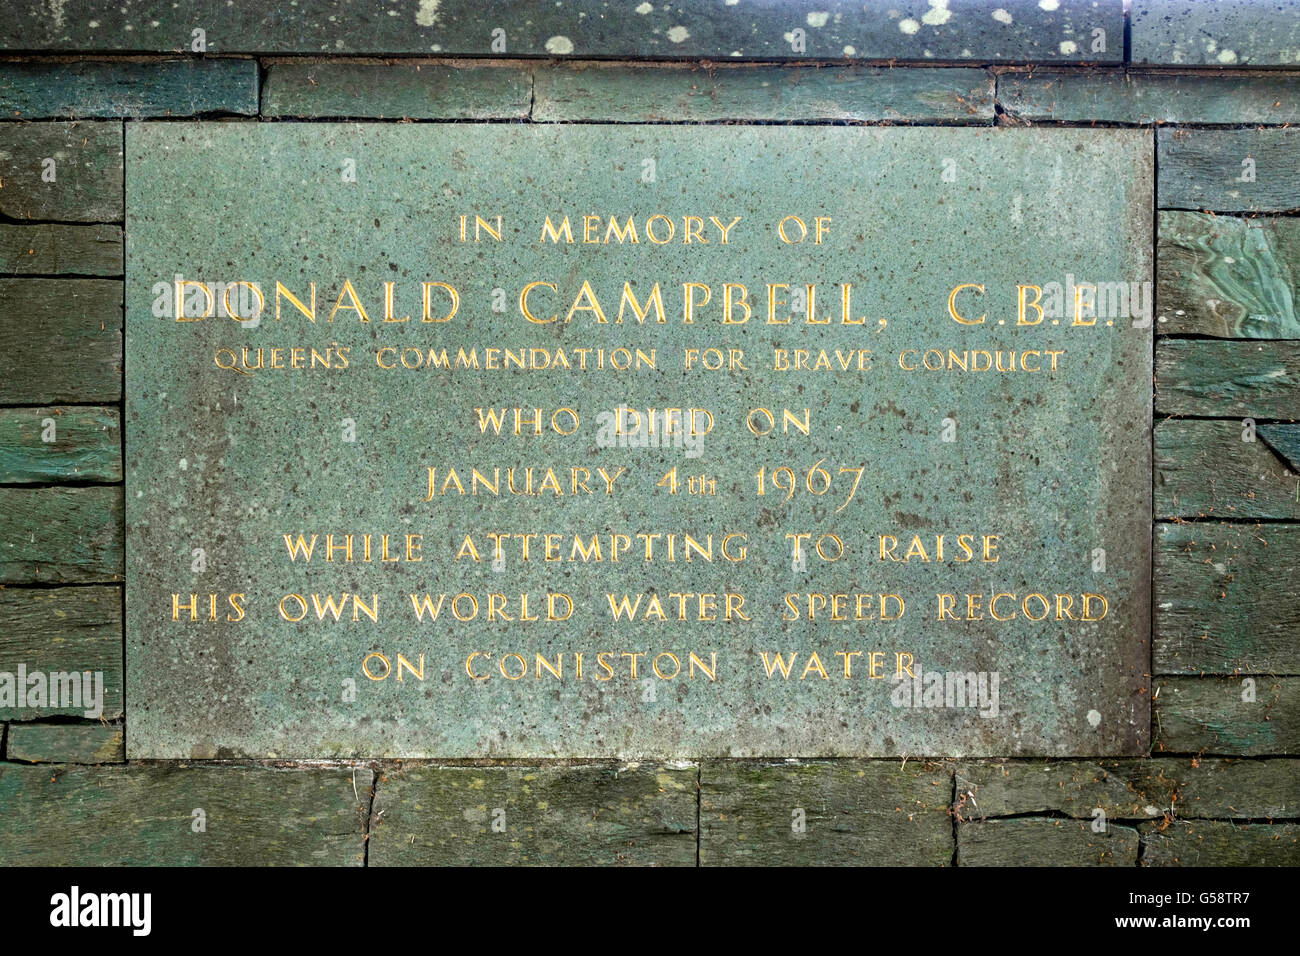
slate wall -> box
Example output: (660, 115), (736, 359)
(0, 0), (1297, 866)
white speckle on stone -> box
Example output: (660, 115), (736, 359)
(806, 11), (829, 28)
(726, 0), (738, 4)
(666, 25), (690, 43)
(635, 1), (652, 13)
(88, 20), (99, 28)
(1059, 39), (1078, 55)
(1218, 49), (1238, 64)
(545, 34), (574, 54)
(1086, 709), (1102, 728)
(415, 0), (439, 27)
(1039, 0), (1059, 10)
(1223, 256), (1236, 264)
(842, 45), (856, 56)
(783, 31), (796, 43)
(730, 50), (742, 56)
(179, 458), (188, 470)
(922, 0), (952, 27)
(992, 8), (1013, 25)
(899, 18), (920, 35)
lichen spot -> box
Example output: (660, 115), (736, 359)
(1217, 49), (1238, 64)
(806, 11), (830, 28)
(635, 1), (653, 13)
(1059, 39), (1078, 55)
(843, 45), (856, 56)
(415, 0), (439, 27)
(899, 18), (920, 35)
(666, 25), (690, 43)
(992, 9), (1013, 25)
(545, 35), (575, 54)
(1038, 0), (1060, 10)
(921, 0), (952, 27)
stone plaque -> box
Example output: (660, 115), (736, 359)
(125, 124), (1151, 758)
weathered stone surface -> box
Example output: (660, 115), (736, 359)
(0, 224), (122, 275)
(1154, 677), (1300, 755)
(0, 122), (122, 221)
(1132, 0), (1300, 68)
(0, 59), (257, 119)
(700, 761), (952, 866)
(1155, 420), (1300, 521)
(0, 488), (123, 583)
(263, 60), (532, 119)
(0, 279), (122, 403)
(6, 722), (124, 763)
(1000, 70), (1300, 125)
(1156, 522), (1300, 675)
(956, 760), (1176, 819)
(534, 64), (993, 123)
(1158, 128), (1300, 212)
(0, 1), (1124, 62)
(1261, 423), (1300, 472)
(959, 758), (1300, 819)
(1157, 212), (1300, 338)
(0, 407), (121, 483)
(1173, 758), (1299, 818)
(125, 123), (1152, 759)
(958, 818), (1139, 866)
(1142, 821), (1300, 866)
(0, 765), (371, 865)
(0, 587), (122, 720)
(369, 764), (696, 866)
(1156, 339), (1300, 418)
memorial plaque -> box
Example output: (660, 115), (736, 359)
(125, 124), (1151, 759)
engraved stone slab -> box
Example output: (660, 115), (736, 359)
(125, 124), (1152, 758)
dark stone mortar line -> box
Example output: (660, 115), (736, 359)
(0, 272), (124, 280)
(0, 401), (123, 409)
(0, 715), (124, 726)
(118, 117), (127, 766)
(0, 580), (123, 590)
(362, 767), (377, 867)
(950, 769), (960, 866)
